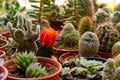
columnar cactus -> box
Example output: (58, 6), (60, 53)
(8, 15), (40, 54)
(96, 23), (120, 53)
(78, 16), (93, 37)
(115, 67), (120, 80)
(102, 58), (116, 80)
(112, 42), (120, 57)
(37, 28), (57, 58)
(60, 23), (79, 47)
(78, 31), (99, 57)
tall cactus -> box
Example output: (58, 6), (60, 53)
(8, 15), (40, 54)
(78, 31), (99, 57)
(112, 42), (120, 57)
(78, 16), (93, 37)
(102, 58), (116, 80)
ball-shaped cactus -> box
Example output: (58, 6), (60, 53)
(112, 42), (120, 57)
(25, 63), (47, 78)
(15, 52), (37, 74)
(78, 31), (99, 57)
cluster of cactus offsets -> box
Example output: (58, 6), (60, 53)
(25, 63), (47, 78)
(15, 52), (37, 74)
(95, 9), (109, 24)
(111, 11), (120, 26)
(37, 28), (57, 58)
(96, 23), (120, 53)
(102, 58), (116, 80)
(78, 31), (99, 57)
(115, 67), (120, 80)
(112, 42), (120, 57)
(60, 23), (79, 47)
(8, 15), (40, 54)
(78, 16), (93, 37)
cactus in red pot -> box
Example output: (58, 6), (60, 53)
(37, 28), (57, 58)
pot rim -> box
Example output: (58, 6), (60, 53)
(0, 66), (8, 80)
(0, 50), (5, 58)
(0, 39), (8, 49)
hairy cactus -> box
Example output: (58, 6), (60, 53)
(8, 15), (40, 54)
(111, 11), (120, 26)
(102, 58), (116, 80)
(95, 9), (109, 24)
(96, 23), (120, 53)
(25, 63), (47, 78)
(60, 23), (79, 48)
(112, 42), (120, 57)
(115, 67), (120, 80)
(15, 52), (37, 74)
(37, 28), (57, 58)
(78, 31), (99, 57)
(78, 16), (93, 36)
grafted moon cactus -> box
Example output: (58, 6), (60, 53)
(8, 15), (40, 54)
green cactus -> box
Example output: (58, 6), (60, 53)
(102, 58), (116, 80)
(115, 4), (120, 11)
(78, 31), (99, 57)
(115, 67), (120, 80)
(15, 52), (37, 74)
(7, 15), (40, 54)
(60, 23), (79, 47)
(111, 11), (120, 26)
(78, 16), (93, 37)
(25, 63), (47, 78)
(95, 9), (109, 24)
(96, 23), (120, 53)
(112, 42), (120, 57)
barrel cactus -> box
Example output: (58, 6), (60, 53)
(96, 23), (120, 53)
(78, 16), (93, 37)
(102, 58), (116, 80)
(78, 31), (99, 57)
(25, 63), (47, 78)
(115, 67), (120, 80)
(112, 42), (120, 57)
(8, 15), (40, 54)
(37, 28), (57, 58)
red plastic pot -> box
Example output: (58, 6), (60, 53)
(96, 52), (113, 59)
(2, 32), (10, 40)
(0, 39), (8, 51)
(0, 66), (8, 80)
(3, 57), (62, 80)
(0, 50), (6, 60)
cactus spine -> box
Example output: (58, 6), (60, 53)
(37, 28), (57, 58)
(112, 42), (120, 57)
(8, 15), (40, 54)
(102, 58), (116, 80)
(78, 31), (99, 57)
(78, 16), (93, 37)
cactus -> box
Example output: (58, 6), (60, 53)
(15, 52), (37, 74)
(78, 31), (99, 57)
(25, 63), (47, 78)
(115, 22), (120, 32)
(111, 11), (120, 26)
(102, 58), (116, 80)
(95, 9), (109, 24)
(96, 23), (120, 53)
(114, 54), (120, 68)
(8, 15), (40, 54)
(59, 23), (79, 48)
(115, 4), (120, 11)
(115, 67), (120, 80)
(37, 28), (57, 58)
(78, 16), (93, 36)
(112, 42), (120, 57)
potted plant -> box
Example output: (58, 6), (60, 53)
(3, 52), (62, 80)
(0, 65), (8, 80)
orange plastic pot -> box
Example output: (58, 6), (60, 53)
(0, 50), (6, 60)
(3, 57), (62, 80)
(0, 39), (8, 51)
(0, 66), (8, 80)
(2, 32), (10, 40)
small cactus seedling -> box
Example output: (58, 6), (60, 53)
(112, 42), (120, 57)
(78, 31), (99, 57)
(37, 28), (57, 58)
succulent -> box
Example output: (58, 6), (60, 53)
(7, 15), (40, 54)
(111, 11), (120, 26)
(25, 63), (47, 78)
(112, 42), (120, 57)
(78, 16), (93, 36)
(95, 9), (109, 24)
(37, 28), (57, 58)
(102, 58), (116, 80)
(115, 67), (120, 80)
(15, 52), (37, 74)
(96, 23), (120, 53)
(78, 31), (99, 57)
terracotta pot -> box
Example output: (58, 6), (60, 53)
(2, 32), (10, 40)
(0, 39), (8, 51)
(0, 66), (8, 80)
(0, 50), (6, 61)
(3, 57), (62, 80)
(53, 47), (79, 59)
(96, 52), (113, 59)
